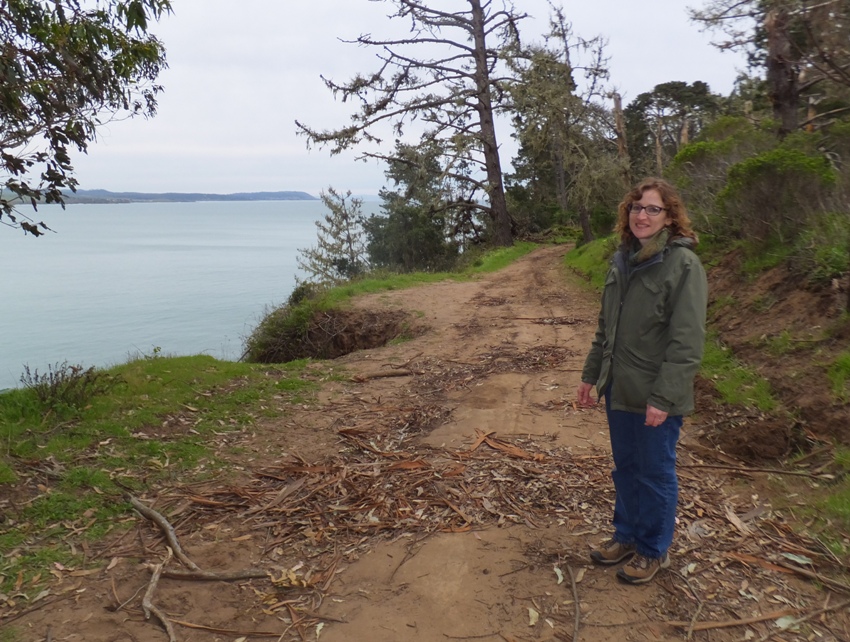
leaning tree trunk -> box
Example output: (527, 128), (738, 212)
(766, 8), (799, 137)
(470, 0), (513, 247)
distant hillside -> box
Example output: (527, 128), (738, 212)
(65, 190), (318, 204)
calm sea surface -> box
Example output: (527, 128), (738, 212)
(1, 200), (376, 390)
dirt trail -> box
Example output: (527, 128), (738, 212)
(9, 245), (847, 642)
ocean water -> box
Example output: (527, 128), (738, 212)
(1, 200), (375, 390)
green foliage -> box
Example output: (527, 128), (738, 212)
(827, 351), (850, 402)
(242, 294), (330, 364)
(700, 337), (777, 411)
(789, 212), (850, 286)
(0, 461), (17, 484)
(563, 235), (617, 290)
(668, 118), (775, 234)
(18, 361), (122, 419)
(762, 331), (795, 356)
(461, 242), (538, 274)
(718, 147), (837, 241)
(365, 200), (458, 273)
(625, 80), (724, 177)
(0, 0), (171, 236)
(297, 187), (369, 284)
(739, 238), (793, 276)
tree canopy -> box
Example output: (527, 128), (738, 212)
(690, 0), (850, 135)
(0, 0), (171, 236)
(296, 0), (527, 247)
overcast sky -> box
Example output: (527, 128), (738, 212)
(70, 0), (749, 197)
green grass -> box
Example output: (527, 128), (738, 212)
(740, 239), (793, 277)
(710, 295), (736, 314)
(828, 351), (850, 403)
(0, 354), (316, 598)
(700, 336), (778, 411)
(762, 330), (795, 356)
(321, 241), (539, 307)
(563, 235), (617, 290)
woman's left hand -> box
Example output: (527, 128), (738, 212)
(645, 404), (668, 427)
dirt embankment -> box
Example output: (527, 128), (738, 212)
(7, 245), (849, 642)
(702, 248), (850, 459)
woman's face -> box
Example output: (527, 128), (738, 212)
(629, 188), (671, 245)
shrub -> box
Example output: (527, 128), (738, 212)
(19, 362), (121, 418)
(789, 212), (850, 285)
(242, 297), (324, 364)
(718, 148), (837, 242)
(668, 118), (775, 234)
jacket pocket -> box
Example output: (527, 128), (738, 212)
(635, 274), (668, 335)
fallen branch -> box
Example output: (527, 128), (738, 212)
(751, 597), (850, 642)
(143, 547), (177, 642)
(666, 608), (795, 632)
(351, 369), (418, 382)
(0, 593), (74, 625)
(129, 495), (200, 571)
(776, 561), (850, 594)
(567, 566), (580, 642)
(170, 619), (281, 637)
(678, 463), (832, 480)
(150, 566), (269, 581)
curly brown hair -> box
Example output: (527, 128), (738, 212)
(614, 177), (698, 246)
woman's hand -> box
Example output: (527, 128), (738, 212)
(577, 382), (596, 407)
(645, 404), (668, 427)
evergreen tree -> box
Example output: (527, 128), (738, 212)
(297, 188), (369, 284)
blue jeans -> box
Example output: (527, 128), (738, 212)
(605, 392), (682, 559)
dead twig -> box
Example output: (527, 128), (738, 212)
(129, 495), (200, 571)
(152, 567), (269, 581)
(678, 463), (832, 480)
(170, 619), (282, 637)
(351, 369), (418, 382)
(143, 547), (177, 642)
(567, 566), (580, 642)
(776, 561), (850, 594)
(0, 592), (74, 625)
(750, 597), (850, 642)
(666, 608), (795, 632)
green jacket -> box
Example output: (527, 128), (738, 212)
(581, 236), (708, 416)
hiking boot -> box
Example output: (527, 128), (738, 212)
(616, 552), (671, 584)
(590, 537), (635, 565)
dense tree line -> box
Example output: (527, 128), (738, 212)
(296, 0), (849, 286)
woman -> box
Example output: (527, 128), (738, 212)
(577, 177), (707, 584)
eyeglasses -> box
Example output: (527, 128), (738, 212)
(629, 203), (667, 217)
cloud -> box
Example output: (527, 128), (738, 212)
(72, 0), (747, 193)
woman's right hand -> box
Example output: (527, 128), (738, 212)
(577, 382), (596, 407)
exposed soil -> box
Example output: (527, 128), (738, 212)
(4, 245), (849, 642)
(704, 248), (850, 452)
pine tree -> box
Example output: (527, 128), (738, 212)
(297, 187), (369, 284)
